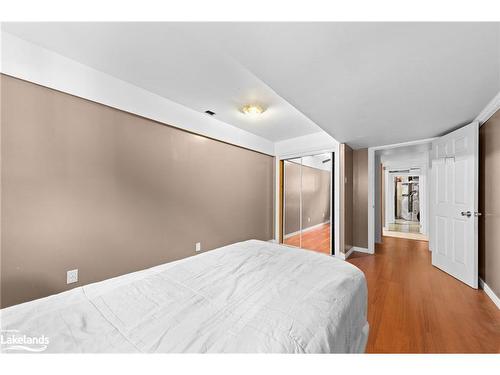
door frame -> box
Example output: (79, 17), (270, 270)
(277, 149), (337, 256)
(368, 137), (437, 253)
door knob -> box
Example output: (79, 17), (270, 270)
(474, 212), (482, 217)
(461, 211), (472, 217)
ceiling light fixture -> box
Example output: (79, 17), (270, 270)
(241, 104), (265, 115)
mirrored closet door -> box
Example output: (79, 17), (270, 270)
(282, 153), (332, 255)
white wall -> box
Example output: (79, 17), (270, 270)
(274, 131), (339, 157)
(374, 153), (382, 243)
(0, 32), (275, 155)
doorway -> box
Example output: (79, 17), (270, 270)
(368, 122), (479, 288)
(280, 152), (333, 255)
(368, 141), (432, 248)
(383, 170), (427, 241)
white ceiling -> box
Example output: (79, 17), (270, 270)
(0, 22), (322, 142)
(3, 22), (500, 148)
(191, 23), (500, 149)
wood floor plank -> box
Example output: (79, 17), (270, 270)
(284, 223), (331, 254)
(347, 236), (500, 353)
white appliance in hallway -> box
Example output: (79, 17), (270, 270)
(395, 175), (420, 222)
(430, 122), (479, 288)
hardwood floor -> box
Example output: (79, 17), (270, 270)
(284, 223), (331, 255)
(387, 220), (421, 233)
(382, 228), (429, 241)
(347, 236), (500, 353)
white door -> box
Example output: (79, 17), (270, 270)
(430, 121), (479, 288)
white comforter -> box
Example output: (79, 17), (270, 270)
(0, 240), (368, 353)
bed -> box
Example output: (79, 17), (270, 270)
(0, 240), (369, 353)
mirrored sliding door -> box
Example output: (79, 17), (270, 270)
(282, 153), (332, 255)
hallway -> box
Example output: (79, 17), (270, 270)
(347, 236), (500, 353)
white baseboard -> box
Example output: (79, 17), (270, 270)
(337, 246), (354, 260)
(337, 246), (373, 260)
(351, 246), (372, 254)
(344, 247), (355, 259)
(479, 278), (500, 310)
(283, 220), (330, 239)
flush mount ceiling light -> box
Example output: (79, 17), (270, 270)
(241, 104), (265, 115)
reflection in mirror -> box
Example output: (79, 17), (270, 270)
(283, 153), (332, 255)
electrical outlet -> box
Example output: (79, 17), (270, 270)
(195, 242), (201, 252)
(67, 269), (78, 284)
(308, 217), (311, 222)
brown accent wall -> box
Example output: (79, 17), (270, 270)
(479, 109), (500, 297)
(340, 144), (353, 254)
(302, 165), (331, 231)
(0, 75), (274, 308)
(353, 149), (368, 248)
(283, 161), (330, 235)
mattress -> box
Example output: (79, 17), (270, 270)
(0, 240), (368, 353)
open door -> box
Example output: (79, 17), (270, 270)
(430, 122), (479, 288)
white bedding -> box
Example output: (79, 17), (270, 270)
(0, 240), (368, 353)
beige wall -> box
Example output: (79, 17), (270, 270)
(479, 109), (500, 297)
(353, 149), (368, 248)
(340, 144), (353, 254)
(302, 165), (331, 231)
(0, 75), (274, 308)
(283, 161), (330, 235)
